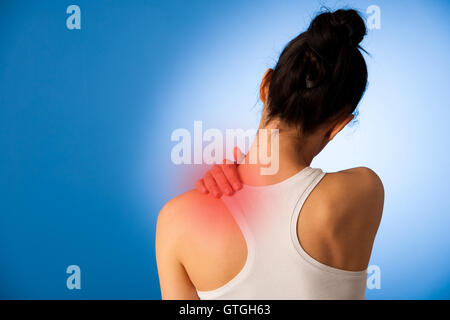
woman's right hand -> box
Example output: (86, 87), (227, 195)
(195, 147), (244, 198)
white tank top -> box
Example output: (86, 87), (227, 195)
(196, 166), (367, 300)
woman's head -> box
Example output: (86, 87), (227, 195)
(260, 9), (368, 141)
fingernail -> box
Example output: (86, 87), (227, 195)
(225, 188), (232, 195)
(233, 183), (241, 190)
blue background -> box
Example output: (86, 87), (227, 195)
(1, 0), (449, 299)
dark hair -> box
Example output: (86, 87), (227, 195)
(266, 9), (368, 134)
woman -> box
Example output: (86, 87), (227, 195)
(156, 9), (384, 300)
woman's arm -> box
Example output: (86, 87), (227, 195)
(155, 203), (199, 300)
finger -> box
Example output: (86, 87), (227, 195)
(222, 163), (242, 191)
(234, 147), (245, 164)
(195, 179), (208, 194)
(211, 165), (234, 196)
(204, 171), (222, 198)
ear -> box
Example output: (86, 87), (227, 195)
(259, 68), (273, 104)
(327, 114), (354, 141)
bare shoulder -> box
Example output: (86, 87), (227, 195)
(156, 190), (240, 261)
(318, 167), (384, 235)
(329, 166), (383, 213)
(336, 166), (384, 192)
(156, 189), (247, 290)
(156, 190), (234, 299)
(299, 166), (384, 270)
(156, 190), (229, 241)
(328, 167), (383, 192)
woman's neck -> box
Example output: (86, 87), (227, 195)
(237, 128), (316, 187)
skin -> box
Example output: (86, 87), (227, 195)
(156, 68), (384, 300)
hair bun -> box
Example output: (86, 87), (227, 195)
(330, 9), (366, 47)
(308, 9), (366, 49)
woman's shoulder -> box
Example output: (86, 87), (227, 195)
(156, 190), (236, 249)
(321, 166), (384, 241)
(158, 190), (228, 224)
(323, 166), (384, 206)
(310, 167), (384, 236)
(299, 167), (384, 270)
(318, 166), (384, 221)
(156, 189), (247, 284)
(329, 166), (383, 185)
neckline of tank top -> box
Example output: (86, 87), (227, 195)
(239, 166), (319, 191)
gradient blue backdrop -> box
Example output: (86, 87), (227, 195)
(1, 0), (449, 299)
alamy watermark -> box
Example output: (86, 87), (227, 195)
(171, 121), (280, 175)
(367, 5), (381, 30)
(66, 5), (81, 30)
(367, 264), (381, 290)
(66, 265), (81, 290)
(63, 263), (380, 291)
(64, 4), (380, 31)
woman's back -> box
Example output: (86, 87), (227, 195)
(155, 8), (384, 300)
(156, 166), (383, 299)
